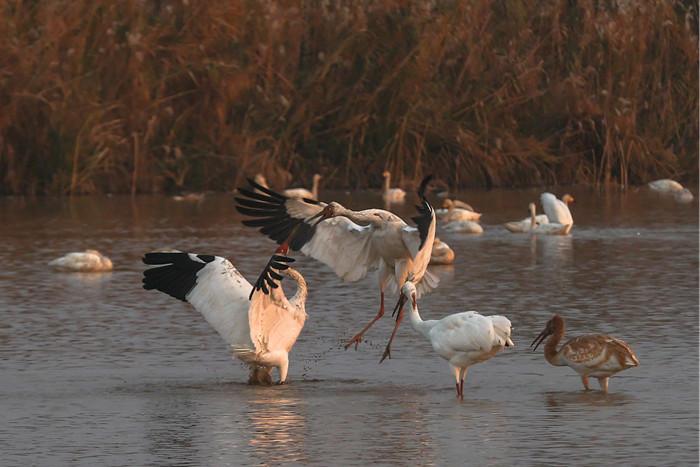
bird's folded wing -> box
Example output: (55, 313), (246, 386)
(540, 193), (572, 225)
(142, 252), (252, 348)
(235, 178), (324, 251)
(301, 217), (379, 282)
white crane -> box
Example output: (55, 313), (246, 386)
(382, 170), (406, 203)
(235, 175), (437, 362)
(398, 280), (513, 399)
(49, 249), (113, 272)
(531, 314), (639, 393)
(540, 193), (574, 226)
(283, 173), (322, 200)
(142, 251), (307, 385)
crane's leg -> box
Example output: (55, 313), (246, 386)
(452, 366), (461, 398)
(277, 353), (289, 385)
(344, 292), (384, 350)
(379, 301), (405, 363)
(459, 368), (468, 400)
(597, 377), (609, 393)
(581, 375), (591, 391)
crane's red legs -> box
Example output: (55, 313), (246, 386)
(345, 292), (384, 350)
(379, 297), (406, 363)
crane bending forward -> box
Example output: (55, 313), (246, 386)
(235, 175), (437, 361)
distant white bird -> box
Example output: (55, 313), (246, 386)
(531, 314), (639, 393)
(283, 173), (322, 200)
(439, 207), (482, 223)
(236, 176), (437, 361)
(504, 214), (549, 233)
(49, 250), (113, 272)
(172, 193), (205, 203)
(441, 198), (476, 212)
(430, 238), (455, 265)
(540, 193), (574, 226)
(529, 203), (571, 235)
(142, 251), (306, 385)
(382, 170), (406, 203)
(443, 220), (484, 234)
(399, 281), (513, 399)
(648, 179), (693, 203)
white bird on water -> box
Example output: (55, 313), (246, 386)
(443, 220), (484, 234)
(429, 238), (455, 265)
(382, 170), (406, 203)
(540, 193), (574, 226)
(398, 280), (513, 399)
(142, 251), (307, 385)
(235, 175), (437, 362)
(531, 314), (639, 392)
(648, 179), (693, 203)
(49, 249), (113, 272)
(283, 173), (322, 200)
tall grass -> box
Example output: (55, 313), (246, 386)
(1, 0), (697, 195)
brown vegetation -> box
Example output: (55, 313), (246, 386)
(1, 0), (697, 195)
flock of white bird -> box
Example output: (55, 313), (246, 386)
(47, 176), (694, 397)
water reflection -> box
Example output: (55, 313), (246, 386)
(246, 393), (309, 464)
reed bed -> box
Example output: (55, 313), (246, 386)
(1, 0), (697, 195)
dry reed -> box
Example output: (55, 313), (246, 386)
(0, 0), (697, 194)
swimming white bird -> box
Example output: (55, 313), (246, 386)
(142, 251), (307, 385)
(504, 204), (549, 233)
(172, 192), (205, 203)
(441, 198), (476, 212)
(648, 179), (693, 203)
(235, 176), (437, 361)
(283, 174), (322, 200)
(531, 314), (639, 393)
(439, 207), (482, 222)
(382, 170), (406, 203)
(528, 203), (571, 235)
(398, 281), (513, 399)
(443, 220), (484, 234)
(540, 193), (574, 226)
(49, 249), (113, 272)
(430, 238), (455, 265)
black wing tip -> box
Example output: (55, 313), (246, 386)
(250, 253), (296, 299)
(142, 252), (214, 302)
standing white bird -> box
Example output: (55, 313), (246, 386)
(283, 174), (322, 200)
(529, 203), (571, 235)
(648, 179), (694, 203)
(531, 314), (639, 393)
(540, 193), (574, 226)
(49, 249), (113, 272)
(142, 251), (307, 385)
(382, 170), (406, 203)
(398, 281), (513, 399)
(235, 176), (437, 361)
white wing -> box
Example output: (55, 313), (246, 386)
(540, 193), (573, 225)
(302, 217), (379, 281)
(142, 253), (253, 349)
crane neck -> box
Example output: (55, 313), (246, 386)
(337, 206), (383, 228)
(283, 268), (307, 310)
(383, 174), (391, 193)
(544, 324), (566, 366)
(409, 300), (434, 338)
(530, 205), (537, 229)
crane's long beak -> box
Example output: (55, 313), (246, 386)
(530, 328), (550, 351)
(391, 294), (407, 320)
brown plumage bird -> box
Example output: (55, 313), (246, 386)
(531, 314), (639, 392)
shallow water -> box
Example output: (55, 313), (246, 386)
(1, 188), (698, 466)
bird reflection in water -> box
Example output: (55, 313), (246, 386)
(246, 395), (309, 464)
(545, 391), (635, 409)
